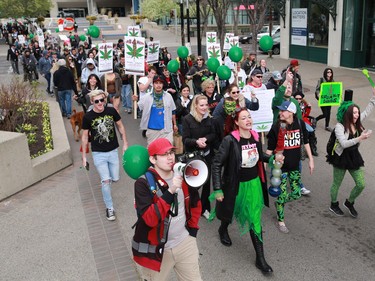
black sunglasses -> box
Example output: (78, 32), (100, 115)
(94, 98), (105, 104)
(256, 75), (263, 78)
(231, 91), (240, 94)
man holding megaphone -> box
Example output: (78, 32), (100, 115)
(132, 138), (203, 281)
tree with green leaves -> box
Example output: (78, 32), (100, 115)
(140, 0), (178, 22)
(0, 0), (52, 18)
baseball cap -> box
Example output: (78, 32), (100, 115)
(42, 50), (48, 56)
(153, 75), (165, 83)
(290, 59), (300, 67)
(277, 100), (297, 114)
(148, 138), (176, 156)
(251, 69), (263, 76)
(272, 70), (282, 80)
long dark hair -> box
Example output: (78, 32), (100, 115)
(224, 107), (248, 136)
(323, 68), (333, 82)
(343, 104), (364, 135)
(86, 74), (102, 89)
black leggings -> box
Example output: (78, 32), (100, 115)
(316, 106), (331, 128)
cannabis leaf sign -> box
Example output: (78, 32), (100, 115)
(238, 80), (245, 88)
(207, 34), (216, 43)
(209, 48), (220, 58)
(126, 40), (144, 58)
(128, 28), (139, 37)
(256, 124), (269, 131)
(148, 44), (159, 54)
(100, 49), (112, 60)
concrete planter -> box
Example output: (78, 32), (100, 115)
(0, 101), (72, 201)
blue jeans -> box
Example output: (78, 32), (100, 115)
(121, 84), (132, 110)
(92, 149), (120, 210)
(305, 122), (314, 133)
(43, 72), (51, 92)
(58, 90), (72, 116)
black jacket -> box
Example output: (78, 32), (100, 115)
(53, 66), (78, 93)
(212, 130), (269, 223)
(182, 114), (218, 154)
(7, 48), (19, 61)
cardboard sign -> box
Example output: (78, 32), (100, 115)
(318, 82), (343, 107)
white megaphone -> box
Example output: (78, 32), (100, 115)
(173, 159), (209, 188)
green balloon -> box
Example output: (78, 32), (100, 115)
(167, 59), (180, 73)
(206, 57), (220, 73)
(122, 145), (150, 180)
(55, 28), (59, 33)
(79, 34), (86, 41)
(228, 46), (243, 62)
(70, 35), (75, 39)
(259, 35), (273, 52)
(177, 46), (189, 59)
(217, 65), (231, 80)
(29, 33), (34, 39)
(88, 25), (100, 38)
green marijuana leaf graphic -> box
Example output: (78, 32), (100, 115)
(207, 34), (216, 43)
(100, 49), (112, 60)
(148, 45), (159, 54)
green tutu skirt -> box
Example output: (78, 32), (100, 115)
(234, 177), (264, 239)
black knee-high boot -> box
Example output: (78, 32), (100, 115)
(218, 221), (232, 246)
(250, 230), (273, 274)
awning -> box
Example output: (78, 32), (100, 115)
(233, 5), (255, 10)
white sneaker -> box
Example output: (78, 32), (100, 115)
(301, 187), (311, 196)
(202, 210), (210, 220)
(106, 208), (116, 221)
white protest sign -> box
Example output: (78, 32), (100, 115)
(127, 26), (141, 37)
(223, 33), (234, 52)
(125, 36), (146, 76)
(206, 32), (217, 52)
(18, 35), (25, 45)
(98, 43), (114, 73)
(242, 89), (275, 132)
(147, 40), (160, 64)
(36, 28), (45, 48)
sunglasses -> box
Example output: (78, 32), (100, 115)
(231, 91), (240, 94)
(94, 98), (105, 104)
(256, 75), (263, 78)
(295, 98), (302, 100)
(197, 58), (204, 61)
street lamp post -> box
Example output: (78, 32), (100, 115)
(186, 0), (191, 43)
(179, 0), (185, 45)
(196, 0), (201, 55)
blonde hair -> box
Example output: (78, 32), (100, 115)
(201, 79), (215, 93)
(89, 89), (109, 101)
(190, 95), (209, 122)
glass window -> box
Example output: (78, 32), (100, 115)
(342, 0), (354, 51)
(308, 4), (330, 48)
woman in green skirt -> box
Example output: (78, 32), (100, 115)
(211, 107), (272, 274)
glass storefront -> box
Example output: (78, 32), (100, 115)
(290, 0), (330, 63)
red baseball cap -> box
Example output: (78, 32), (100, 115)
(290, 59), (300, 67)
(148, 138), (176, 156)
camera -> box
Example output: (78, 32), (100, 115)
(177, 150), (205, 163)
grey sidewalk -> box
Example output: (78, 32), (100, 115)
(1, 23), (375, 281)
